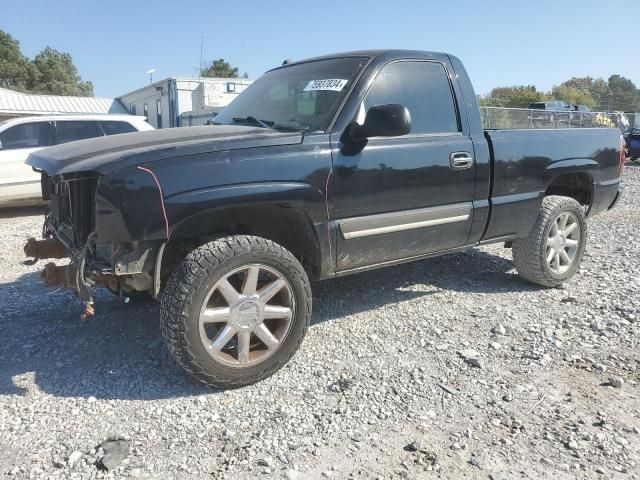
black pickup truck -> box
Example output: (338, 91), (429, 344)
(26, 50), (624, 388)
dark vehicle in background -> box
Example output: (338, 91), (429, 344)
(573, 105), (595, 127)
(624, 128), (640, 160)
(528, 102), (598, 128)
(25, 50), (624, 388)
(574, 105), (592, 113)
(529, 101), (573, 111)
(528, 100), (574, 127)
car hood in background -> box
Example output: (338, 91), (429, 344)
(26, 125), (303, 176)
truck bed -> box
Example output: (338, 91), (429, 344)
(481, 127), (622, 243)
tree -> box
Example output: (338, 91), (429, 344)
(200, 58), (239, 78)
(0, 29), (93, 96)
(483, 76), (640, 112)
(551, 85), (596, 109)
(560, 77), (610, 110)
(0, 30), (34, 91)
(481, 85), (551, 108)
(607, 75), (640, 112)
(29, 47), (93, 96)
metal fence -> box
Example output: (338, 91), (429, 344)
(480, 107), (639, 131)
(177, 106), (640, 131)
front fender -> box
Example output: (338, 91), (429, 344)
(166, 182), (327, 239)
(165, 182), (334, 278)
(94, 137), (335, 274)
(96, 164), (168, 242)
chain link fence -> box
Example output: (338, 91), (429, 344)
(480, 107), (639, 131)
(178, 106), (640, 131)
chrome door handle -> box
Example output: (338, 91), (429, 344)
(449, 151), (474, 170)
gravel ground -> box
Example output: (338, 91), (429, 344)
(1, 165), (639, 480)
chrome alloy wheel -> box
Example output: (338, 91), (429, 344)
(198, 264), (295, 368)
(546, 212), (581, 274)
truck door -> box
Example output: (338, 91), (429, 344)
(331, 60), (476, 271)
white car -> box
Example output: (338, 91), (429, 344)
(0, 114), (154, 206)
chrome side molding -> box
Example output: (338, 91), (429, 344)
(338, 202), (472, 239)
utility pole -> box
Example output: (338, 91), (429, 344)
(200, 36), (204, 77)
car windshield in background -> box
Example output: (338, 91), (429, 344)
(214, 57), (368, 132)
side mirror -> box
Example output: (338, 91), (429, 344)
(349, 104), (411, 141)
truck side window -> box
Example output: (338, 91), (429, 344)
(0, 122), (52, 149)
(363, 61), (459, 135)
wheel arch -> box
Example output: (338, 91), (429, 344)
(162, 183), (329, 281)
(543, 159), (597, 208)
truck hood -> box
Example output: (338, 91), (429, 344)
(26, 125), (303, 176)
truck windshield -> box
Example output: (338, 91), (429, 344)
(214, 57), (368, 132)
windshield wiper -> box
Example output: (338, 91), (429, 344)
(230, 117), (309, 132)
(232, 116), (273, 128)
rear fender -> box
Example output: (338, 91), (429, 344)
(482, 159), (598, 243)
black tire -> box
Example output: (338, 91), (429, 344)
(512, 195), (587, 287)
(160, 235), (311, 389)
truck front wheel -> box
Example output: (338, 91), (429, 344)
(512, 195), (587, 287)
(160, 235), (311, 388)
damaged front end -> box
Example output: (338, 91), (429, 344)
(26, 171), (165, 318)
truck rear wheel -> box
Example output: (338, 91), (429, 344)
(160, 235), (311, 388)
(512, 195), (587, 287)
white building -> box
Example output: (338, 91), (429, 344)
(117, 77), (252, 129)
(0, 87), (128, 122)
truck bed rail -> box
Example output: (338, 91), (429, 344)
(480, 106), (638, 132)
